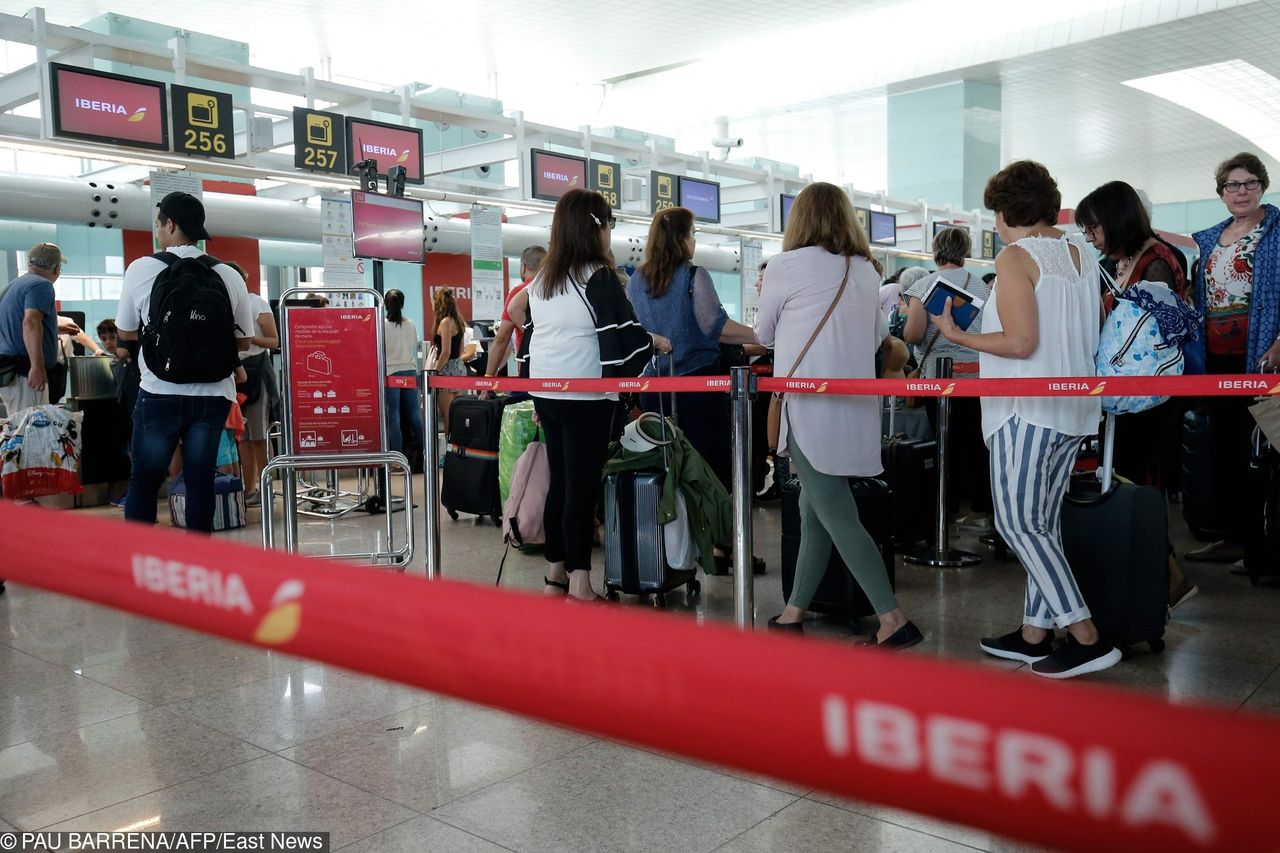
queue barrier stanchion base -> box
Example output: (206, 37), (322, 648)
(903, 546), (984, 568)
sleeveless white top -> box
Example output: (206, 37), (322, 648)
(980, 234), (1101, 440)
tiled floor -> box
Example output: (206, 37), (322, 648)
(1, 474), (1276, 852)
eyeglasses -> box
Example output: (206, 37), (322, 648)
(1222, 179), (1262, 193)
(1081, 224), (1099, 238)
(590, 213), (618, 229)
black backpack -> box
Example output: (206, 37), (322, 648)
(142, 252), (241, 384)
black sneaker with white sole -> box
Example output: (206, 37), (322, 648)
(1030, 634), (1122, 679)
(979, 628), (1055, 663)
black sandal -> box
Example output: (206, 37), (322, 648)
(544, 577), (570, 593)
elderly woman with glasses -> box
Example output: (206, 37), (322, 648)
(1184, 152), (1280, 575)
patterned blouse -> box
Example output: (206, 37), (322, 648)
(1205, 223), (1264, 355)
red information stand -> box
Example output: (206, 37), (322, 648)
(285, 306), (383, 455)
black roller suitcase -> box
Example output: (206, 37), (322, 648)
(441, 396), (504, 524)
(1181, 409), (1225, 541)
(779, 457), (896, 622)
(1062, 417), (1168, 657)
(881, 435), (936, 546)
(602, 470), (701, 605)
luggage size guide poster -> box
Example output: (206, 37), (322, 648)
(287, 307), (382, 454)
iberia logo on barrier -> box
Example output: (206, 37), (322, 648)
(254, 580), (305, 645)
(941, 383), (956, 396)
(817, 382), (829, 393)
(1090, 381), (1107, 396)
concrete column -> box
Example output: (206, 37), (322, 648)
(888, 81), (1001, 211)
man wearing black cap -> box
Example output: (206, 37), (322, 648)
(0, 242), (82, 417)
(115, 192), (254, 532)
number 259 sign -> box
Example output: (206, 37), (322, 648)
(171, 84), (234, 160)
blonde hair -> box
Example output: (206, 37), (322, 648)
(782, 182), (872, 259)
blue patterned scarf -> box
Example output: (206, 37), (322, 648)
(1190, 203), (1280, 374)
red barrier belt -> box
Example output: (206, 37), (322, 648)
(2, 501), (1277, 851)
(428, 373), (1280, 398)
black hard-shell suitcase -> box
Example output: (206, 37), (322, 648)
(779, 462), (896, 623)
(881, 435), (937, 546)
(1182, 409), (1225, 541)
(1061, 417), (1168, 657)
(1247, 440), (1280, 585)
(441, 396), (504, 523)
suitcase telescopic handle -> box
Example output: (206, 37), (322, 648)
(652, 349), (676, 471)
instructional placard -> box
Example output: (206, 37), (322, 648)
(740, 238), (763, 327)
(470, 204), (504, 321)
(149, 170), (204, 252)
(287, 307), (382, 454)
(320, 194), (366, 291)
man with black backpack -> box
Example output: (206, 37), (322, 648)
(114, 192), (254, 532)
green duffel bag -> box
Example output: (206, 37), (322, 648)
(499, 400), (540, 506)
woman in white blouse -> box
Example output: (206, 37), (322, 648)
(931, 160), (1119, 679)
(756, 183), (921, 648)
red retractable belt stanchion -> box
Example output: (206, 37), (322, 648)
(4, 501), (1280, 852)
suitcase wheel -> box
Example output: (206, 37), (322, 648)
(653, 593), (667, 608)
(0, 580), (5, 596)
(686, 579), (701, 598)
(1149, 638), (1165, 654)
(490, 513), (501, 526)
(605, 589), (620, 602)
(447, 509), (459, 521)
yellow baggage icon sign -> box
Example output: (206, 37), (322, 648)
(306, 113), (332, 146)
(188, 93), (218, 128)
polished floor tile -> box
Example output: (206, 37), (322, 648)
(46, 754), (417, 848)
(1241, 666), (1280, 715)
(433, 740), (797, 853)
(163, 665), (433, 752)
(79, 637), (309, 706)
(337, 815), (511, 853)
(281, 699), (595, 812)
(715, 798), (977, 853)
(810, 793), (1050, 853)
(0, 645), (147, 749)
(0, 708), (265, 830)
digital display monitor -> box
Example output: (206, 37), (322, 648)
(679, 176), (721, 223)
(351, 191), (425, 264)
(346, 117), (424, 183)
(49, 63), (169, 150)
(530, 150), (587, 201)
(870, 211), (897, 246)
(933, 221), (952, 236)
(780, 193), (796, 230)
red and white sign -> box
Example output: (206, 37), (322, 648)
(286, 307), (382, 454)
(51, 63), (168, 150)
(346, 117), (424, 182)
(531, 149), (587, 201)
(351, 191), (425, 264)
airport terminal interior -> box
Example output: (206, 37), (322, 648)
(2, 0), (1280, 850)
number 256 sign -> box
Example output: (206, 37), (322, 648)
(171, 84), (234, 160)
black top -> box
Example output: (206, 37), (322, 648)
(433, 320), (463, 360)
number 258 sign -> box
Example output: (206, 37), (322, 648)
(171, 84), (234, 160)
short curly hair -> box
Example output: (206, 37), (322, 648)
(983, 161), (1061, 228)
(1215, 152), (1270, 195)
(933, 227), (972, 267)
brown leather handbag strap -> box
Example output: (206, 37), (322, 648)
(785, 256), (852, 380)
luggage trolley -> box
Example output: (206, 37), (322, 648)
(261, 287), (414, 567)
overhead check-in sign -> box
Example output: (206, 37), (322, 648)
(49, 63), (169, 151)
(346, 117), (424, 183)
(293, 107), (347, 174)
(171, 84), (234, 159)
(650, 170), (678, 215)
(590, 159), (620, 209)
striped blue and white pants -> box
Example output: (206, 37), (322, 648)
(988, 417), (1092, 630)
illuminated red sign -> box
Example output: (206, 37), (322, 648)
(352, 191), (425, 264)
(531, 150), (587, 202)
(50, 63), (169, 150)
(288, 307), (384, 454)
(345, 117), (424, 183)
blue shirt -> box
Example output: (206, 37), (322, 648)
(0, 272), (57, 367)
(627, 263), (727, 376)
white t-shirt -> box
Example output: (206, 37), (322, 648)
(115, 245), (254, 401)
(241, 292), (273, 359)
(384, 317), (420, 375)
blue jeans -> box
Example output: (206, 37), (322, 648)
(125, 390), (231, 533)
(385, 371), (424, 454)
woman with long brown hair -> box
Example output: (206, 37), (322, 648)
(757, 182), (921, 647)
(428, 286), (466, 428)
(627, 207), (758, 491)
(507, 189), (671, 600)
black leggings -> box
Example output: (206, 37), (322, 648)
(534, 396), (617, 574)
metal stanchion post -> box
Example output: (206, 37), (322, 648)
(904, 356), (981, 568)
(422, 366), (442, 579)
(730, 365), (755, 630)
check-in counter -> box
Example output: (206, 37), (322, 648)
(66, 356), (131, 486)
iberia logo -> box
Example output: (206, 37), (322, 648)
(641, 380), (651, 392)
(941, 383), (956, 396)
(817, 382), (829, 393)
(128, 107), (148, 123)
(397, 151), (410, 163)
(491, 380), (500, 391)
(1090, 381), (1107, 396)
(253, 580), (305, 645)
(561, 381), (571, 391)
(1269, 382), (1280, 395)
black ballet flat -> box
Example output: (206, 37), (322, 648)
(767, 615), (804, 633)
(862, 621), (923, 650)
